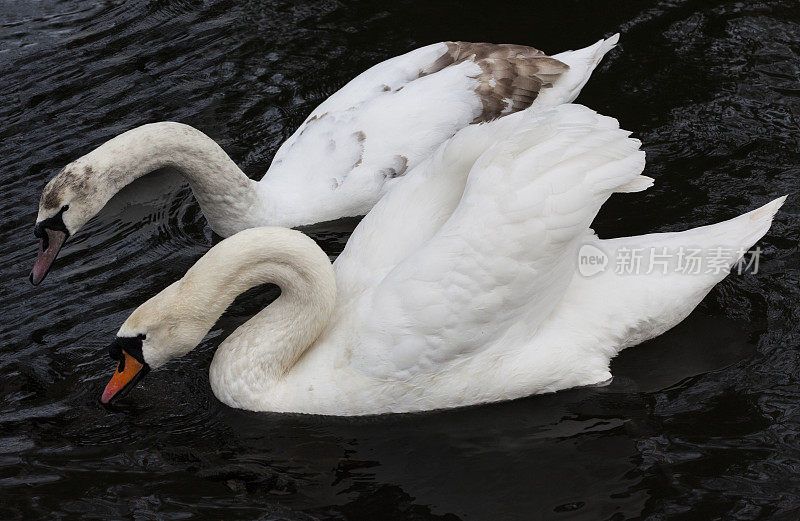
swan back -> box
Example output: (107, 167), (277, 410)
(259, 37), (617, 227)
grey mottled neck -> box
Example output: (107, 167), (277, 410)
(87, 122), (264, 236)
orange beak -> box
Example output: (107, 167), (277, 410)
(101, 350), (148, 404)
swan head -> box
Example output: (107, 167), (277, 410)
(100, 280), (212, 404)
(31, 159), (118, 285)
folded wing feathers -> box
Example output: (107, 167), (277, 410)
(471, 106), (649, 212)
(351, 105), (655, 379)
(423, 42), (570, 122)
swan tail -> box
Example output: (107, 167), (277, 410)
(620, 196), (786, 262)
(704, 195), (787, 251)
(535, 33), (620, 106)
(567, 196), (786, 356)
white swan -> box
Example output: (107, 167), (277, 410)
(99, 104), (785, 415)
(31, 36), (620, 284)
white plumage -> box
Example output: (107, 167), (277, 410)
(112, 104), (784, 415)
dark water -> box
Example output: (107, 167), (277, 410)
(1, 0), (798, 519)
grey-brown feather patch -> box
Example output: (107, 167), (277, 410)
(42, 177), (65, 210)
(41, 162), (103, 211)
(42, 166), (76, 210)
(380, 155), (408, 179)
(331, 130), (367, 190)
(306, 112), (327, 123)
(299, 112), (328, 136)
(352, 130), (366, 169)
(422, 42), (569, 123)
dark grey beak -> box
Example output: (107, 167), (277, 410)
(30, 206), (70, 286)
(30, 227), (67, 285)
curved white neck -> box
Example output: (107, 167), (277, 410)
(84, 122), (266, 236)
(167, 227), (336, 409)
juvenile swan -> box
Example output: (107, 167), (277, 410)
(31, 36), (620, 284)
(99, 104), (785, 415)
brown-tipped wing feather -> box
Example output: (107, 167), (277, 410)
(423, 42), (569, 122)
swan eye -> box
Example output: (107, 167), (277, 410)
(61, 204), (69, 212)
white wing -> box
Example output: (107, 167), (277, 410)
(346, 104), (649, 380)
(332, 109), (540, 307)
(255, 38), (619, 226)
